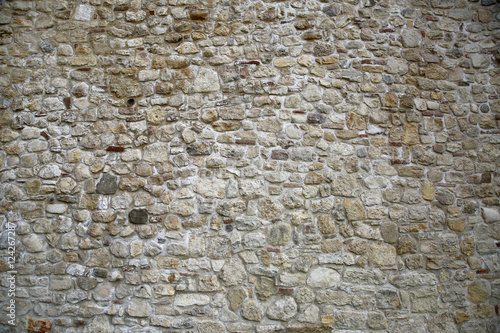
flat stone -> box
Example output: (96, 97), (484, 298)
(468, 281), (491, 303)
(127, 298), (153, 317)
(221, 258), (247, 286)
(174, 294), (211, 306)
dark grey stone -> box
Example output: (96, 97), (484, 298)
(129, 209), (148, 224)
(96, 174), (118, 195)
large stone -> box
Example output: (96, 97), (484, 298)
(143, 143), (169, 162)
(369, 244), (396, 267)
(198, 321), (225, 333)
(174, 294), (211, 306)
(307, 267), (340, 288)
(389, 272), (437, 288)
(83, 315), (112, 333)
(217, 200), (246, 217)
(267, 223), (292, 246)
(193, 179), (226, 198)
(241, 299), (265, 321)
(258, 198), (284, 220)
(221, 258), (247, 286)
(129, 209), (148, 224)
(468, 281), (491, 303)
(344, 199), (366, 221)
(482, 207), (500, 223)
(192, 68), (220, 93)
(127, 298), (153, 317)
(266, 296), (297, 321)
(401, 29), (422, 48)
(96, 174), (118, 195)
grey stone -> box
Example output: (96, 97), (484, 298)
(129, 209), (148, 224)
(127, 298), (153, 317)
(96, 174), (118, 195)
(83, 315), (112, 333)
(401, 29), (422, 48)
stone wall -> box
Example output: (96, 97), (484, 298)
(0, 0), (499, 332)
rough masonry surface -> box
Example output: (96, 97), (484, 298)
(0, 0), (499, 332)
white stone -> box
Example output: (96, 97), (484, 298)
(39, 164), (61, 179)
(192, 68), (220, 93)
(307, 267), (341, 288)
(483, 207), (500, 223)
(193, 179), (227, 198)
(47, 204), (67, 214)
(174, 294), (211, 306)
(74, 4), (94, 21)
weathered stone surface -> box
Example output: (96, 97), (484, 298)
(2, 2), (498, 331)
(83, 315), (112, 333)
(241, 299), (265, 321)
(129, 209), (148, 224)
(221, 258), (247, 286)
(266, 296), (297, 321)
(96, 174), (118, 195)
(267, 223), (292, 246)
(192, 68), (220, 93)
(193, 179), (226, 198)
(468, 281), (491, 303)
(307, 267), (341, 288)
(126, 299), (153, 318)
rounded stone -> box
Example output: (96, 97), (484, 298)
(307, 267), (341, 288)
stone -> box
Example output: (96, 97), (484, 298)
(74, 4), (94, 21)
(307, 267), (340, 288)
(221, 258), (247, 286)
(127, 298), (153, 317)
(369, 244), (396, 267)
(468, 281), (491, 303)
(266, 296), (297, 321)
(402, 123), (419, 145)
(241, 299), (265, 321)
(96, 174), (118, 195)
(192, 68), (220, 93)
(39, 165), (61, 179)
(193, 179), (226, 198)
(83, 315), (112, 333)
(344, 199), (366, 221)
(482, 207), (500, 223)
(267, 223), (292, 246)
(143, 143), (169, 162)
(129, 209), (148, 224)
(401, 29), (422, 48)
(302, 85), (322, 102)
(174, 294), (211, 306)
(258, 198), (284, 220)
